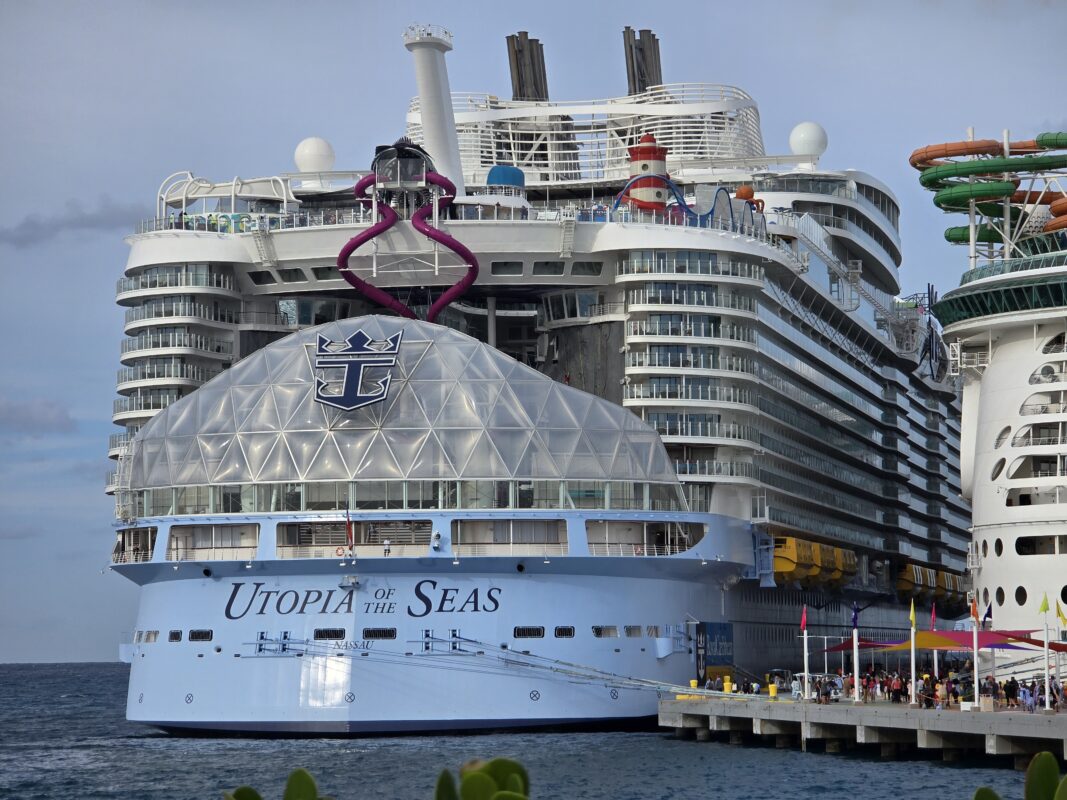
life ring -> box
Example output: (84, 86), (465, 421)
(335, 547), (346, 557)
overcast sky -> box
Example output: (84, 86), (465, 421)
(1, 0), (1063, 663)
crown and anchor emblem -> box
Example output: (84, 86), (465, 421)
(312, 329), (404, 411)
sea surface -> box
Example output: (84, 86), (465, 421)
(0, 663), (1027, 800)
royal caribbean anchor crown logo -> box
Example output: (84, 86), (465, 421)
(312, 330), (403, 411)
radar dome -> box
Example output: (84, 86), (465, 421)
(789, 122), (828, 158)
(294, 137), (336, 172)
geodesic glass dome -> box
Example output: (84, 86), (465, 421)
(128, 316), (678, 490)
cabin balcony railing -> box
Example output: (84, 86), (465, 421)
(121, 332), (234, 357)
(125, 303), (239, 325)
(1021, 402), (1067, 416)
(674, 460), (756, 478)
(617, 258), (764, 281)
(587, 542), (687, 557)
(166, 546), (259, 562)
(117, 363), (221, 385)
(622, 383), (755, 404)
(626, 289), (756, 312)
(117, 273), (236, 295)
(626, 320), (757, 343)
(625, 351), (757, 373)
(111, 550), (153, 564)
(114, 393), (182, 414)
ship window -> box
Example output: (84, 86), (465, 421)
(189, 629), (214, 642)
(1015, 535), (1058, 556)
(247, 270), (276, 285)
(134, 631), (143, 643)
(314, 628), (346, 641)
(144, 630), (159, 643)
(646, 625), (661, 637)
(554, 626), (575, 638)
(1015, 587), (1027, 607)
(994, 539), (1003, 557)
(514, 626), (545, 638)
(624, 626), (642, 638)
(168, 630), (182, 642)
(991, 459), (1005, 480)
(994, 427), (1012, 448)
(995, 587), (1005, 606)
(571, 261), (603, 276)
(533, 261), (565, 276)
(312, 267), (341, 280)
(592, 626), (619, 638)
(277, 268), (306, 283)
(362, 628), (397, 640)
(491, 261), (523, 276)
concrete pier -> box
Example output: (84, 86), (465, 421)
(659, 697), (1067, 763)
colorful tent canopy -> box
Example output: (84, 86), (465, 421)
(818, 630), (1048, 653)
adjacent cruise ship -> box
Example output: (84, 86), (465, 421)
(915, 130), (1067, 675)
(107, 25), (972, 731)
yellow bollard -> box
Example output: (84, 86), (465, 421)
(769, 684), (778, 700)
(723, 677), (732, 694)
(690, 679), (699, 689)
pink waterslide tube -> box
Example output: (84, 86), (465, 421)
(412, 172), (480, 323)
(336, 174), (417, 319)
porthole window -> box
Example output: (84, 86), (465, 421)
(1061, 586), (1067, 604)
(362, 628), (397, 640)
(592, 625), (619, 638)
(994, 427), (1012, 448)
(994, 539), (1003, 557)
(990, 459), (1005, 480)
(982, 588), (990, 606)
(314, 628), (345, 641)
(1015, 587), (1027, 606)
(982, 540), (988, 558)
(513, 626), (545, 638)
(554, 626), (575, 638)
(168, 630), (182, 642)
(995, 587), (1005, 606)
(189, 629), (213, 642)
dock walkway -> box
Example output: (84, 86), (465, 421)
(659, 696), (1067, 766)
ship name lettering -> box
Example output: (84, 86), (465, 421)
(334, 640), (375, 651)
(407, 580), (501, 618)
(223, 582), (355, 620)
(363, 602), (396, 614)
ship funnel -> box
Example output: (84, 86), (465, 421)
(403, 25), (465, 196)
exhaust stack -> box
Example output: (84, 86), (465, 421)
(622, 27), (662, 95)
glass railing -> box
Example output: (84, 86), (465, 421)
(674, 460), (756, 478)
(121, 332), (233, 356)
(117, 363), (221, 384)
(622, 383), (755, 404)
(114, 393), (182, 414)
(108, 432), (132, 450)
(804, 213), (899, 268)
(617, 257), (764, 281)
(125, 302), (239, 325)
(626, 320), (757, 343)
(117, 272), (235, 295)
(652, 420), (758, 442)
(959, 252), (1067, 286)
(625, 351), (757, 373)
(626, 289), (756, 312)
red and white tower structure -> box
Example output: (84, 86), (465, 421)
(625, 133), (669, 209)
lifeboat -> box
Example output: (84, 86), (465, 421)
(773, 536), (816, 584)
(896, 563), (935, 597)
(830, 548), (858, 589)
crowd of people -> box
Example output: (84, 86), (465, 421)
(769, 668), (1064, 711)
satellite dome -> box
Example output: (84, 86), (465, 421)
(294, 137), (336, 172)
(789, 122), (828, 158)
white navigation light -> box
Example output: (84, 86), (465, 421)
(789, 122), (828, 158)
(294, 137), (336, 173)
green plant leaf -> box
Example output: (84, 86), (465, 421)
(231, 788), (264, 800)
(974, 788), (1002, 800)
(283, 768), (319, 800)
(489, 793), (528, 800)
(1053, 774), (1067, 800)
(1026, 753), (1062, 800)
(481, 758), (529, 796)
(436, 769), (459, 800)
(460, 771), (498, 800)
(505, 774), (524, 795)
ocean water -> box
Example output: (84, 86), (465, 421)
(0, 663), (1027, 800)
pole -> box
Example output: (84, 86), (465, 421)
(824, 637), (829, 675)
(853, 627), (861, 704)
(910, 625), (917, 706)
(933, 646), (939, 681)
(803, 629), (810, 702)
(1044, 611), (1052, 712)
(972, 616), (979, 701)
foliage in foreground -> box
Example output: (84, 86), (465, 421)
(973, 752), (1067, 800)
(223, 757), (530, 800)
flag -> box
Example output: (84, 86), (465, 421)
(800, 605), (807, 631)
(930, 602), (936, 631)
(1038, 592), (1049, 614)
(971, 596), (979, 620)
(851, 602), (859, 630)
(1056, 600), (1067, 627)
(982, 602), (993, 624)
(345, 504), (354, 549)
(909, 598), (915, 630)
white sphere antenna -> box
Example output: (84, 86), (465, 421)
(294, 137), (336, 172)
(789, 122), (828, 158)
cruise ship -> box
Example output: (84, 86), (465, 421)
(107, 25), (972, 732)
(915, 130), (1067, 676)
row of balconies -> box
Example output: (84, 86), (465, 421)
(125, 302), (239, 326)
(625, 288), (757, 313)
(116, 272), (236, 298)
(625, 319), (757, 344)
(622, 382), (755, 405)
(113, 392), (183, 414)
(121, 332), (233, 358)
(624, 351), (757, 373)
(116, 361), (222, 389)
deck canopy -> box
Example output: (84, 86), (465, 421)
(128, 316), (680, 490)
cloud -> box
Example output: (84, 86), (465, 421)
(0, 396), (77, 436)
(0, 196), (149, 248)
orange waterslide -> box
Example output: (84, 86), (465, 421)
(909, 138), (1040, 170)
